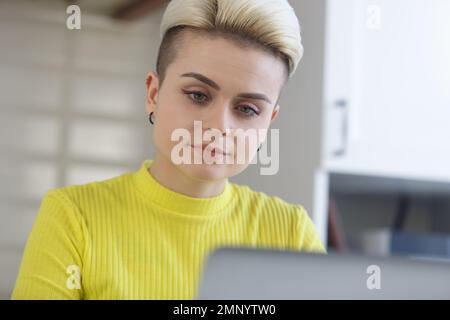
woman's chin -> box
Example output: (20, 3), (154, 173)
(178, 163), (233, 182)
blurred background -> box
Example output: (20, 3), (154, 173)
(0, 0), (449, 299)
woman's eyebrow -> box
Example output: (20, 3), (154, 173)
(180, 72), (272, 104)
(181, 72), (220, 90)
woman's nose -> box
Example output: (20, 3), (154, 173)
(203, 106), (232, 135)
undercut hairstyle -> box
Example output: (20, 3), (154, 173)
(156, 0), (304, 87)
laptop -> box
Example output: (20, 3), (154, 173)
(196, 247), (450, 299)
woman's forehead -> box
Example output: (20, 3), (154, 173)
(169, 34), (286, 94)
(180, 32), (284, 71)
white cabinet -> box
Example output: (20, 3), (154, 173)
(323, 0), (450, 182)
(275, 0), (450, 245)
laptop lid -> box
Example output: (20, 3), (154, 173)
(196, 247), (450, 299)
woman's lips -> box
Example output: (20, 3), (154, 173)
(191, 144), (230, 156)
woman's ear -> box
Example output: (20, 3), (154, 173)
(271, 104), (280, 122)
(145, 71), (160, 114)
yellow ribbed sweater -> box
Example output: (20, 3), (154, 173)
(12, 159), (325, 300)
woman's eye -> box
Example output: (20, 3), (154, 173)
(237, 105), (260, 117)
(185, 91), (208, 105)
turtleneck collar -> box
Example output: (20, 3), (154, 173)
(132, 159), (234, 218)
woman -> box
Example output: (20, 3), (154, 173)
(12, 0), (325, 300)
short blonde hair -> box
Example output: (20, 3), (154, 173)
(158, 0), (303, 80)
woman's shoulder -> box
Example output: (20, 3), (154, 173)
(230, 182), (325, 252)
(42, 170), (135, 215)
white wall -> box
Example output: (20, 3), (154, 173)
(0, 1), (163, 299)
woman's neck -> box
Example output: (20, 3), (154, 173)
(149, 154), (227, 198)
